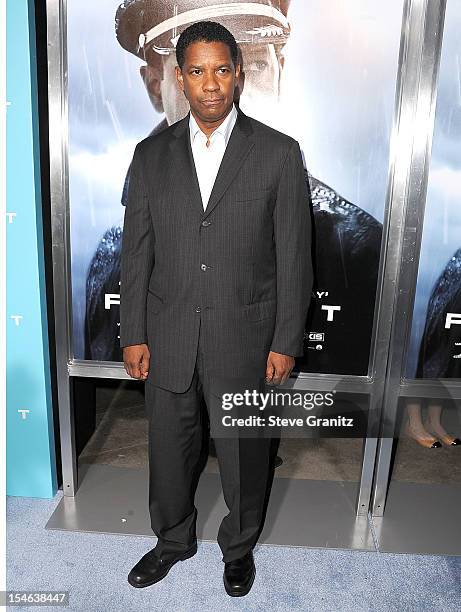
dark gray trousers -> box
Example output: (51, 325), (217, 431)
(144, 320), (275, 563)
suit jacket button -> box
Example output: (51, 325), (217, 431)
(200, 264), (208, 271)
(195, 306), (201, 313)
(201, 220), (211, 227)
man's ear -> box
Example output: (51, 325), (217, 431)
(234, 48), (245, 102)
(234, 64), (244, 103)
(140, 64), (164, 113)
(175, 65), (185, 93)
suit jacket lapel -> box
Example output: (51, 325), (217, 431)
(168, 114), (203, 215)
(168, 105), (255, 218)
(202, 105), (254, 220)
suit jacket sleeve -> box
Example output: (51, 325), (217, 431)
(119, 144), (155, 349)
(269, 140), (313, 357)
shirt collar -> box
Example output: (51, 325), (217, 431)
(189, 103), (237, 146)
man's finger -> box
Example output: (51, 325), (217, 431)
(128, 361), (141, 379)
(139, 355), (150, 379)
(269, 367), (282, 385)
(266, 361), (275, 383)
(274, 365), (293, 385)
(280, 369), (291, 385)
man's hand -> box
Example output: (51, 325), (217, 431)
(123, 344), (150, 380)
(265, 351), (295, 385)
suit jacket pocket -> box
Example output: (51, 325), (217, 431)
(244, 298), (277, 322)
(234, 187), (273, 202)
(147, 290), (166, 314)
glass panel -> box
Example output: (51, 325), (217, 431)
(406, 1), (461, 382)
(393, 0), (461, 493)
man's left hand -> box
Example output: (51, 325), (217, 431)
(265, 351), (295, 385)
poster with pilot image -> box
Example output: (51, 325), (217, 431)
(68, 0), (404, 374)
(405, 0), (461, 380)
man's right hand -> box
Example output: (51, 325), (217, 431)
(123, 344), (150, 380)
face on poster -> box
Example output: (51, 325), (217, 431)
(68, 0), (404, 374)
(406, 0), (461, 380)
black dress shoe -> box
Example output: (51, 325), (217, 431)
(223, 550), (256, 597)
(128, 543), (197, 588)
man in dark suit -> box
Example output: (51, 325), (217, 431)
(120, 21), (312, 596)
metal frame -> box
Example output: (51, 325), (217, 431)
(47, 0), (77, 495)
(371, 0), (448, 517)
(46, 0), (450, 518)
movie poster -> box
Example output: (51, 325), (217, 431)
(67, 0), (404, 375)
(405, 0), (461, 380)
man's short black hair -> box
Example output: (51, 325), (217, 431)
(175, 21), (239, 70)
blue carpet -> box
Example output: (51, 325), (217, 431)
(7, 492), (461, 611)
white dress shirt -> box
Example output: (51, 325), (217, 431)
(189, 103), (238, 210)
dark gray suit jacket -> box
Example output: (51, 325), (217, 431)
(120, 106), (313, 392)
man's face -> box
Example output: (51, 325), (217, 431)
(142, 41), (283, 125)
(175, 40), (239, 127)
